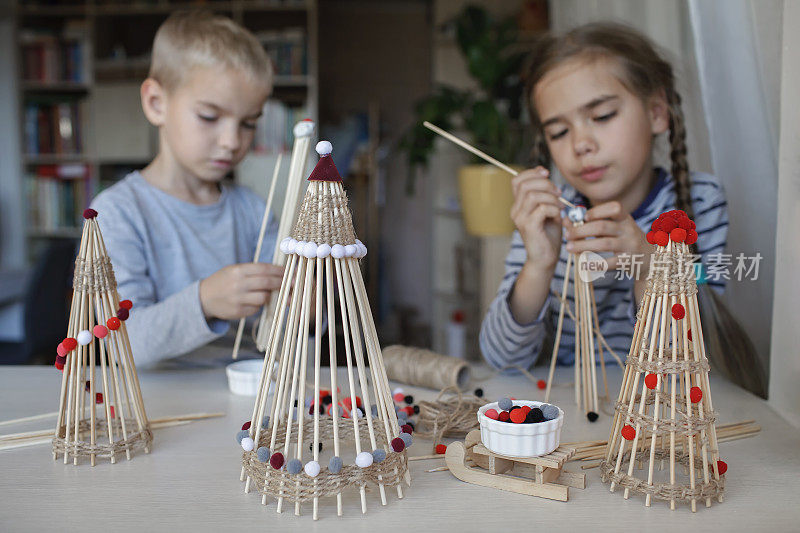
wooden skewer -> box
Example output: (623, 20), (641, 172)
(422, 121), (576, 209)
(232, 154), (283, 360)
(545, 253), (572, 402)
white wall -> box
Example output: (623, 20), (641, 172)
(769, 0), (800, 427)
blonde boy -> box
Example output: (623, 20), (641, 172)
(91, 11), (282, 366)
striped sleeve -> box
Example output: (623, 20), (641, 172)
(690, 173), (729, 294)
(479, 231), (549, 371)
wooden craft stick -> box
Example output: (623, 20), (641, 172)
(232, 154), (283, 360)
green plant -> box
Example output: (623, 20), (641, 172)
(400, 5), (527, 193)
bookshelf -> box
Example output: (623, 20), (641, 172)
(12, 0), (319, 261)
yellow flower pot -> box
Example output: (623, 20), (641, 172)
(458, 164), (520, 236)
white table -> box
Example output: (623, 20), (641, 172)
(1, 354), (798, 532)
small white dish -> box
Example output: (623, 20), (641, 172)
(226, 359), (276, 397)
(477, 400), (564, 458)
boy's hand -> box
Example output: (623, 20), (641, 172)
(510, 167), (563, 273)
(563, 201), (652, 276)
(199, 263), (284, 320)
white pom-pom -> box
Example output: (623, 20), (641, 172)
(316, 140), (332, 156)
(316, 243), (331, 258)
(280, 237), (291, 254)
(355, 451), (374, 468)
(331, 244), (346, 259)
(568, 206), (587, 223)
(241, 437), (255, 452)
(392, 387), (404, 396)
(304, 460), (321, 477)
(293, 119), (315, 138)
(295, 241), (306, 255)
(357, 243), (368, 258)
(303, 242), (318, 259)
(77, 330), (92, 346)
(345, 244), (356, 257)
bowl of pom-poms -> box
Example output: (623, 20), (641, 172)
(478, 399), (563, 457)
(226, 359), (277, 396)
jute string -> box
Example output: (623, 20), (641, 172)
(291, 182), (357, 245)
(599, 451), (724, 502)
(414, 386), (485, 448)
(242, 418), (407, 503)
(52, 418), (152, 458)
(73, 256), (117, 293)
(382, 345), (471, 391)
(640, 248), (698, 304)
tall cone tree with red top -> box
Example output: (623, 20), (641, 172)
(600, 209), (725, 512)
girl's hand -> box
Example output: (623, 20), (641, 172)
(510, 167), (564, 272)
(563, 201), (652, 277)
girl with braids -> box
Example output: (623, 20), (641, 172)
(480, 22), (766, 397)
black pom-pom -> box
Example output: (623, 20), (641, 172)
(509, 405), (521, 412)
(321, 394), (332, 406)
(293, 399), (298, 407)
(474, 388), (484, 397)
(526, 407), (544, 423)
(309, 441), (323, 453)
(406, 421), (415, 430)
(587, 411), (599, 422)
(404, 395), (414, 405)
(309, 404), (324, 415)
(413, 405), (420, 414)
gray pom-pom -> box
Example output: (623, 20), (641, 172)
(399, 432), (413, 448)
(498, 397), (513, 411)
(371, 405), (378, 417)
(372, 449), (387, 463)
(287, 458), (302, 474)
(397, 411), (408, 422)
(257, 446), (271, 462)
(329, 456), (343, 474)
(260, 416), (270, 430)
(541, 404), (560, 420)
(236, 429), (250, 444)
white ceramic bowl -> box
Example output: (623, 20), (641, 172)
(226, 359), (276, 397)
(478, 400), (564, 458)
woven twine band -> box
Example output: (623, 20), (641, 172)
(242, 418), (408, 504)
(73, 257), (117, 293)
(291, 182), (357, 245)
(625, 351), (710, 374)
(415, 387), (485, 444)
(599, 450), (725, 503)
(615, 400), (718, 437)
(52, 418), (152, 459)
(640, 249), (698, 304)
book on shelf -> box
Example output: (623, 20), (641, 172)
(26, 164), (91, 232)
(256, 28), (307, 77)
(253, 99), (309, 154)
(20, 24), (89, 84)
(24, 100), (83, 155)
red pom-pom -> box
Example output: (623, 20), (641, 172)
(685, 229), (698, 245)
(55, 355), (66, 365)
(650, 220), (662, 233)
(55, 362), (64, 371)
(653, 231), (669, 247)
(498, 411), (510, 422)
(646, 231), (656, 245)
(688, 329), (693, 341)
(644, 373), (658, 390)
(270, 452), (285, 469)
(83, 208), (97, 219)
(391, 437), (405, 452)
(106, 317), (121, 330)
(116, 308), (129, 321)
(537, 379), (546, 390)
(93, 325), (108, 338)
(403, 406), (414, 416)
(621, 425), (636, 441)
(484, 408), (499, 420)
(57, 343), (68, 357)
(690, 386), (703, 403)
(670, 228), (687, 243)
(63, 337), (78, 351)
(672, 303), (685, 320)
(343, 397), (352, 409)
(520, 405), (532, 416)
(119, 299), (133, 310)
(241, 421), (251, 431)
(510, 409), (527, 424)
(356, 396), (363, 408)
(661, 218), (678, 233)
(95, 392), (103, 404)
(393, 392), (404, 403)
(716, 460), (728, 475)
(678, 218), (693, 231)
(401, 424), (413, 434)
(435, 444), (447, 454)
(109, 406), (115, 419)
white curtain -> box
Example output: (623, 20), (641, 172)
(549, 0), (780, 382)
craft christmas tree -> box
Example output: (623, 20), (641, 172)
(237, 141), (410, 520)
(600, 210), (725, 511)
(544, 205), (623, 421)
(52, 209), (151, 466)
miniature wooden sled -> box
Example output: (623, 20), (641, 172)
(445, 430), (585, 502)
